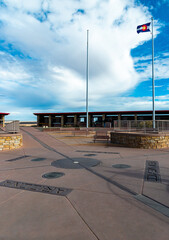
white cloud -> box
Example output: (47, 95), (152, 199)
(5, 0), (42, 12)
(134, 53), (169, 82)
(0, 0), (166, 120)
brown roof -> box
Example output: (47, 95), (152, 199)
(0, 113), (10, 115)
(33, 110), (169, 116)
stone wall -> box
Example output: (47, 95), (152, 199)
(0, 133), (23, 151)
(110, 132), (169, 149)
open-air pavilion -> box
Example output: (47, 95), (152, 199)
(0, 112), (9, 127)
(34, 110), (169, 128)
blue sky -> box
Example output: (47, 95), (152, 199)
(0, 0), (169, 121)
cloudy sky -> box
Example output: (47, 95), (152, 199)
(0, 0), (169, 121)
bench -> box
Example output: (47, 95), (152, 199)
(73, 130), (88, 136)
(94, 131), (110, 143)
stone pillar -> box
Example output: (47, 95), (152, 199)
(134, 114), (137, 127)
(37, 115), (40, 127)
(74, 115), (78, 127)
(118, 114), (121, 128)
(2, 115), (5, 127)
(49, 115), (52, 127)
(61, 115), (64, 127)
(88, 114), (91, 127)
(102, 114), (106, 127)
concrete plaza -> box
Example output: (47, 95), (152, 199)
(0, 127), (169, 240)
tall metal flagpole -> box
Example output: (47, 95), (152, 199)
(151, 17), (155, 129)
(86, 29), (89, 129)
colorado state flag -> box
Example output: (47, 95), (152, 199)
(137, 22), (151, 34)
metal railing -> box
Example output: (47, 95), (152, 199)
(5, 120), (20, 133)
(113, 120), (169, 133)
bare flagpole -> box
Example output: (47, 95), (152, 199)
(151, 17), (155, 129)
(86, 29), (89, 129)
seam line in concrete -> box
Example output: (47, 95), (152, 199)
(21, 128), (72, 160)
(81, 166), (137, 196)
(66, 196), (100, 240)
(134, 194), (169, 218)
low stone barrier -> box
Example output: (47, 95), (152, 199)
(110, 132), (169, 149)
(0, 133), (23, 151)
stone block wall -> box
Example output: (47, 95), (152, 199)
(0, 134), (23, 151)
(110, 132), (169, 149)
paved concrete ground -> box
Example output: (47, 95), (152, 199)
(0, 127), (169, 240)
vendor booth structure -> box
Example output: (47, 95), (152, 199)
(0, 112), (9, 127)
(34, 110), (169, 128)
